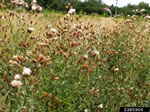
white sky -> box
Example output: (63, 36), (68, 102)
(102, 0), (150, 7)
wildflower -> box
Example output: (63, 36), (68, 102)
(0, 16), (4, 19)
(9, 60), (13, 64)
(114, 68), (119, 72)
(42, 91), (48, 98)
(135, 9), (139, 12)
(47, 24), (51, 28)
(84, 109), (89, 112)
(22, 67), (31, 76)
(50, 28), (57, 33)
(13, 61), (18, 64)
(130, 87), (134, 90)
(126, 19), (131, 22)
(37, 42), (47, 46)
(11, 0), (28, 9)
(32, 0), (37, 3)
(140, 9), (145, 13)
(26, 51), (32, 56)
(66, 13), (70, 17)
(92, 50), (99, 56)
(68, 8), (76, 14)
(14, 74), (21, 80)
(37, 6), (42, 11)
(97, 104), (103, 108)
(145, 16), (150, 19)
(72, 24), (77, 29)
(13, 55), (18, 60)
(27, 27), (35, 33)
(31, 4), (37, 11)
(83, 54), (88, 59)
(24, 3), (28, 8)
(31, 0), (42, 12)
(37, 64), (41, 67)
(53, 36), (59, 40)
(11, 80), (23, 88)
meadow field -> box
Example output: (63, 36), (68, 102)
(0, 9), (150, 112)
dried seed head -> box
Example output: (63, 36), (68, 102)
(0, 85), (2, 91)
(27, 27), (35, 33)
(14, 74), (21, 80)
(42, 91), (48, 98)
(97, 104), (103, 108)
(11, 80), (23, 88)
(22, 67), (32, 76)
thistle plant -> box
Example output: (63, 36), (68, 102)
(0, 8), (149, 112)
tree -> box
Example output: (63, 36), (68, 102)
(138, 2), (149, 9)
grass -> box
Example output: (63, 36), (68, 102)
(0, 9), (149, 112)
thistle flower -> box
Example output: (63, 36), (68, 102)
(92, 50), (99, 56)
(68, 8), (76, 14)
(11, 0), (28, 9)
(13, 61), (18, 64)
(32, 0), (37, 3)
(53, 36), (59, 40)
(114, 68), (119, 72)
(0, 16), (4, 19)
(84, 109), (89, 112)
(37, 42), (47, 46)
(97, 104), (103, 108)
(26, 51), (32, 56)
(14, 74), (21, 80)
(72, 24), (77, 29)
(47, 24), (51, 28)
(22, 67), (32, 76)
(11, 80), (23, 88)
(66, 13), (70, 17)
(37, 6), (42, 11)
(31, 4), (37, 11)
(27, 27), (35, 33)
(145, 16), (150, 20)
(31, 0), (42, 12)
(135, 9), (139, 12)
(140, 9), (145, 13)
(9, 60), (13, 64)
(83, 54), (88, 59)
(50, 28), (57, 33)
(13, 55), (18, 60)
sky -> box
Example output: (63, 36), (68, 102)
(102, 0), (150, 7)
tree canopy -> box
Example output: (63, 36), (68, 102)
(1, 0), (150, 16)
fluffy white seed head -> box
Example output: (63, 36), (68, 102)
(50, 28), (57, 33)
(140, 9), (145, 13)
(68, 8), (76, 14)
(92, 50), (99, 56)
(11, 80), (23, 88)
(22, 67), (32, 76)
(31, 5), (37, 11)
(97, 104), (103, 108)
(114, 68), (119, 72)
(84, 109), (89, 112)
(14, 74), (21, 80)
(27, 27), (35, 33)
(83, 54), (88, 59)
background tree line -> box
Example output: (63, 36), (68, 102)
(1, 0), (150, 16)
